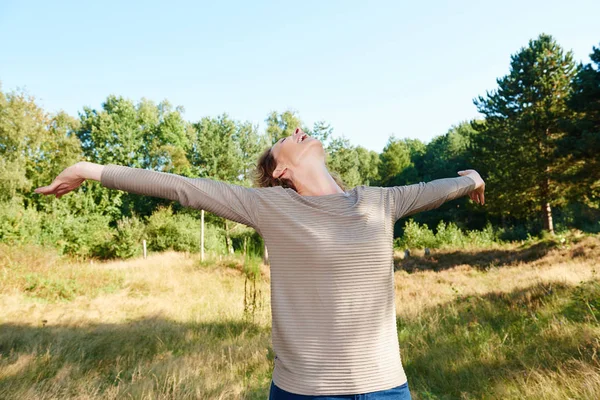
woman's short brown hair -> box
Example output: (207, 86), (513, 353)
(250, 146), (346, 192)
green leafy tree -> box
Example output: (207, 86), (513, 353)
(76, 95), (192, 218)
(378, 135), (412, 186)
(473, 33), (577, 234)
(355, 146), (380, 186)
(265, 110), (306, 143)
(0, 89), (49, 201)
(559, 44), (600, 205)
(309, 120), (335, 146)
(0, 89), (84, 208)
(420, 121), (476, 182)
(325, 135), (361, 188)
(191, 114), (257, 253)
(234, 121), (268, 185)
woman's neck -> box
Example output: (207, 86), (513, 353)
(293, 162), (344, 196)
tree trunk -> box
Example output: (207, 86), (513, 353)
(543, 200), (554, 234)
(541, 173), (554, 235)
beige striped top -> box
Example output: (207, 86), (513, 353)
(100, 164), (477, 395)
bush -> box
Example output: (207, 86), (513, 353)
(39, 210), (114, 259)
(0, 199), (42, 245)
(395, 219), (500, 250)
(434, 220), (464, 248)
(496, 224), (530, 241)
(465, 222), (497, 247)
(396, 219), (437, 249)
(98, 215), (146, 259)
(0, 199), (115, 259)
(145, 206), (227, 254)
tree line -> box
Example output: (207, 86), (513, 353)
(0, 33), (598, 259)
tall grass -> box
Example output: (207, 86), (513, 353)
(1, 231), (599, 399)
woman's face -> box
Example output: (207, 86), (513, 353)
(271, 128), (324, 180)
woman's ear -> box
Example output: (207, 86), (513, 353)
(272, 164), (287, 180)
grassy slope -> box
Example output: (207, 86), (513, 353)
(0, 233), (598, 399)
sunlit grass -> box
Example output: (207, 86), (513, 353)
(1, 232), (599, 399)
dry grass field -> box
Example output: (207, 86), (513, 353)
(1, 231), (598, 399)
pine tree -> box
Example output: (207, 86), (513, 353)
(473, 34), (577, 234)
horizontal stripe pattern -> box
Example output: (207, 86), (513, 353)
(101, 164), (476, 396)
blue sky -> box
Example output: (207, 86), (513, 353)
(1, 0), (598, 153)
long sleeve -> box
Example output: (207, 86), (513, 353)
(386, 175), (477, 222)
(100, 164), (262, 232)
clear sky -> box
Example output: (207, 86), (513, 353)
(1, 0), (598, 153)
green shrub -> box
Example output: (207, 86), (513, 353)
(99, 215), (146, 259)
(396, 219), (437, 249)
(395, 219), (500, 250)
(434, 220), (464, 248)
(0, 199), (42, 245)
(145, 206), (227, 254)
(465, 221), (498, 247)
(39, 211), (114, 259)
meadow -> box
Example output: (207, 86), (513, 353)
(1, 231), (598, 399)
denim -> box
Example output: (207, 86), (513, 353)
(269, 380), (412, 400)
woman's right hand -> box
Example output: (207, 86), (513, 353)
(34, 162), (93, 199)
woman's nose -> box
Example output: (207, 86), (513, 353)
(293, 128), (301, 142)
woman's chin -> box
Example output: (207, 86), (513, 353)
(305, 137), (323, 149)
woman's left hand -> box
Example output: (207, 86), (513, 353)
(458, 169), (485, 205)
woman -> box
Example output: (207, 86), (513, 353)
(35, 128), (485, 399)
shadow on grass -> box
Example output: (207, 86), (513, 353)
(0, 317), (273, 399)
(398, 279), (600, 399)
(395, 241), (558, 272)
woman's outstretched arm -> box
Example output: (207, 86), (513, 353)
(385, 169), (485, 222)
(34, 161), (262, 232)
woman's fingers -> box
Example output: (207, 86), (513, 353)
(34, 180), (78, 197)
(469, 190), (484, 204)
(34, 180), (60, 194)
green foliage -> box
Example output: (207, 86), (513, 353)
(0, 198), (42, 245)
(101, 215), (146, 259)
(325, 135), (362, 187)
(0, 198), (114, 259)
(378, 135), (412, 186)
(395, 219), (499, 250)
(396, 219), (437, 249)
(41, 211), (114, 259)
(265, 110), (305, 143)
(76, 95), (194, 219)
(473, 33), (578, 226)
(0, 90), (83, 204)
(559, 43), (600, 204)
(420, 121), (476, 181)
(354, 146), (380, 186)
(3, 36), (600, 260)
(145, 206), (226, 254)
